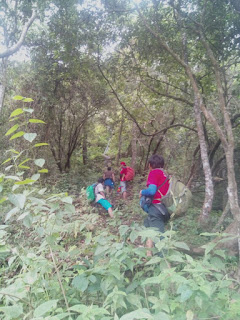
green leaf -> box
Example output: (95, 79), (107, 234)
(33, 300), (58, 317)
(10, 108), (24, 117)
(23, 98), (34, 102)
(29, 118), (46, 124)
(13, 95), (24, 100)
(5, 207), (20, 222)
(0, 197), (7, 204)
(34, 158), (45, 167)
(0, 304), (23, 319)
(17, 211), (30, 221)
(15, 179), (35, 185)
(23, 108), (34, 113)
(31, 173), (40, 181)
(8, 194), (26, 209)
(34, 142), (49, 147)
(72, 275), (89, 292)
(61, 196), (72, 204)
(153, 312), (170, 320)
(0, 185), (3, 193)
(18, 165), (30, 169)
(5, 124), (19, 136)
(120, 308), (153, 320)
(24, 133), (37, 142)
(5, 175), (21, 181)
(1, 158), (11, 165)
(174, 241), (190, 251)
(18, 158), (31, 166)
(38, 169), (48, 173)
(10, 131), (25, 140)
(145, 256), (161, 265)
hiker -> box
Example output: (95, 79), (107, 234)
(119, 161), (128, 200)
(139, 154), (170, 256)
(103, 167), (115, 195)
(95, 178), (114, 218)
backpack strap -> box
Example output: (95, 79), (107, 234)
(156, 177), (169, 192)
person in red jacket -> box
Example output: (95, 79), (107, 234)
(140, 154), (170, 256)
(119, 161), (128, 200)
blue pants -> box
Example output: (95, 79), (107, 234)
(143, 204), (165, 234)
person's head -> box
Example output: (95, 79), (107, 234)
(148, 154), (164, 169)
(98, 177), (104, 184)
(120, 161), (126, 167)
(107, 167), (111, 171)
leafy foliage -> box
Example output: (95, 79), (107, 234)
(0, 100), (239, 320)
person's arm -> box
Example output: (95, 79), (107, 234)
(103, 173), (106, 180)
(140, 184), (157, 197)
(112, 173), (115, 182)
(99, 191), (105, 198)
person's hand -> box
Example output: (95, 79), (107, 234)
(139, 190), (142, 198)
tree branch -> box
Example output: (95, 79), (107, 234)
(0, 9), (37, 59)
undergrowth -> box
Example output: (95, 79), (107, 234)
(0, 98), (239, 320)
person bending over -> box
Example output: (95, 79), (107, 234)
(95, 178), (114, 218)
(103, 167), (115, 195)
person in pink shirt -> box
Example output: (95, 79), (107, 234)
(140, 155), (170, 256)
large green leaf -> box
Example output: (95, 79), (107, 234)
(13, 95), (24, 100)
(33, 300), (58, 317)
(0, 304), (23, 319)
(61, 196), (72, 204)
(72, 275), (89, 292)
(10, 131), (25, 140)
(18, 158), (31, 166)
(38, 168), (48, 173)
(34, 158), (45, 167)
(5, 175), (21, 181)
(31, 173), (40, 181)
(8, 194), (26, 209)
(23, 108), (34, 113)
(34, 142), (49, 147)
(120, 309), (153, 320)
(174, 241), (190, 251)
(23, 98), (34, 102)
(15, 179), (35, 185)
(24, 133), (37, 142)
(10, 108), (24, 117)
(5, 124), (19, 136)
(29, 118), (46, 124)
(5, 207), (20, 222)
(1, 158), (11, 165)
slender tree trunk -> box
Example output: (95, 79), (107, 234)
(0, 58), (8, 112)
(193, 96), (214, 222)
(131, 122), (138, 170)
(144, 136), (154, 170)
(82, 123), (88, 165)
(116, 109), (124, 166)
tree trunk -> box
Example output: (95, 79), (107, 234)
(193, 96), (214, 222)
(82, 123), (88, 165)
(131, 122), (138, 170)
(116, 109), (124, 166)
(0, 58), (8, 112)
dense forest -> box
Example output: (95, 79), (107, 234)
(0, 0), (240, 319)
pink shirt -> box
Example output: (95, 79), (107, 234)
(147, 168), (169, 204)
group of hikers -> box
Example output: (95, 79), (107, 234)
(92, 154), (171, 256)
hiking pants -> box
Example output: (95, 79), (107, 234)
(144, 204), (165, 234)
